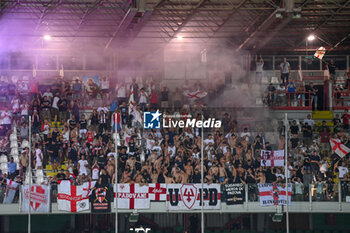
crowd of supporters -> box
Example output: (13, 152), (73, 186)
(0, 74), (350, 203)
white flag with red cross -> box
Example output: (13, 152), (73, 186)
(58, 180), (89, 212)
(149, 183), (167, 201)
(114, 184), (150, 209)
(22, 184), (50, 213)
(258, 183), (291, 206)
(2, 179), (19, 204)
(260, 150), (284, 167)
(330, 138), (350, 158)
(183, 90), (207, 100)
(82, 181), (96, 198)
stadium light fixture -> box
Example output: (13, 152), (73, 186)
(177, 36), (183, 40)
(307, 35), (315, 41)
(43, 35), (52, 40)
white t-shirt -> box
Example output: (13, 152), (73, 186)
(146, 139), (155, 150)
(168, 146), (176, 158)
(12, 99), (20, 110)
(204, 138), (214, 146)
(139, 92), (148, 104)
(78, 160), (89, 175)
(117, 86), (126, 98)
(43, 92), (53, 99)
(303, 119), (315, 128)
(92, 167), (100, 180)
(101, 80), (109, 90)
(1, 111), (11, 124)
(35, 148), (43, 168)
(52, 97), (60, 109)
(256, 62), (264, 73)
(339, 166), (349, 178)
(280, 62), (290, 74)
(20, 104), (28, 116)
(43, 124), (50, 135)
(152, 145), (162, 156)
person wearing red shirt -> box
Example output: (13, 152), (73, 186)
(341, 109), (350, 130)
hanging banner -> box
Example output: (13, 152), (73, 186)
(21, 184), (50, 213)
(258, 183), (292, 206)
(224, 184), (245, 205)
(114, 184), (150, 209)
(149, 183), (167, 201)
(57, 180), (89, 212)
(166, 184), (221, 210)
(2, 180), (19, 204)
(260, 150), (284, 167)
(90, 185), (113, 213)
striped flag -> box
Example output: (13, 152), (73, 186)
(330, 138), (350, 158)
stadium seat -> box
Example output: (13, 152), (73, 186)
(271, 76), (279, 84)
(261, 76), (269, 84)
(21, 140), (29, 148)
(0, 163), (8, 173)
(10, 141), (18, 148)
(10, 134), (17, 141)
(0, 155), (8, 163)
(10, 148), (19, 156)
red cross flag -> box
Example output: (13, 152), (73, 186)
(58, 180), (89, 212)
(149, 183), (167, 201)
(22, 184), (50, 213)
(260, 150), (284, 167)
(258, 183), (292, 206)
(114, 184), (150, 209)
(330, 138), (350, 158)
(2, 180), (19, 204)
(82, 181), (96, 198)
(183, 90), (207, 100)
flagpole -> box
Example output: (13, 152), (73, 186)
(201, 114), (204, 233)
(114, 131), (119, 233)
(28, 116), (32, 233)
(284, 113), (289, 233)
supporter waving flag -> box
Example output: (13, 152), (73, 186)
(330, 138), (350, 158)
(3, 179), (19, 204)
(128, 86), (136, 114)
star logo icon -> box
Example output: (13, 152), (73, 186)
(143, 110), (162, 129)
(150, 110), (162, 123)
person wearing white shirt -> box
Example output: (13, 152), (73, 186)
(338, 161), (349, 179)
(280, 57), (291, 84)
(168, 143), (176, 158)
(42, 88), (53, 101)
(116, 82), (126, 104)
(1, 109), (12, 131)
(35, 145), (43, 169)
(78, 155), (89, 175)
(303, 114), (315, 129)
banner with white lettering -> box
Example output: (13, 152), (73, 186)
(114, 184), (150, 209)
(90, 185), (113, 213)
(224, 184), (244, 205)
(149, 183), (167, 201)
(21, 185), (50, 213)
(258, 183), (292, 206)
(260, 150), (284, 167)
(58, 180), (89, 212)
(167, 184), (221, 210)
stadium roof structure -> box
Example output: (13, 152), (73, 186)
(1, 0), (350, 53)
